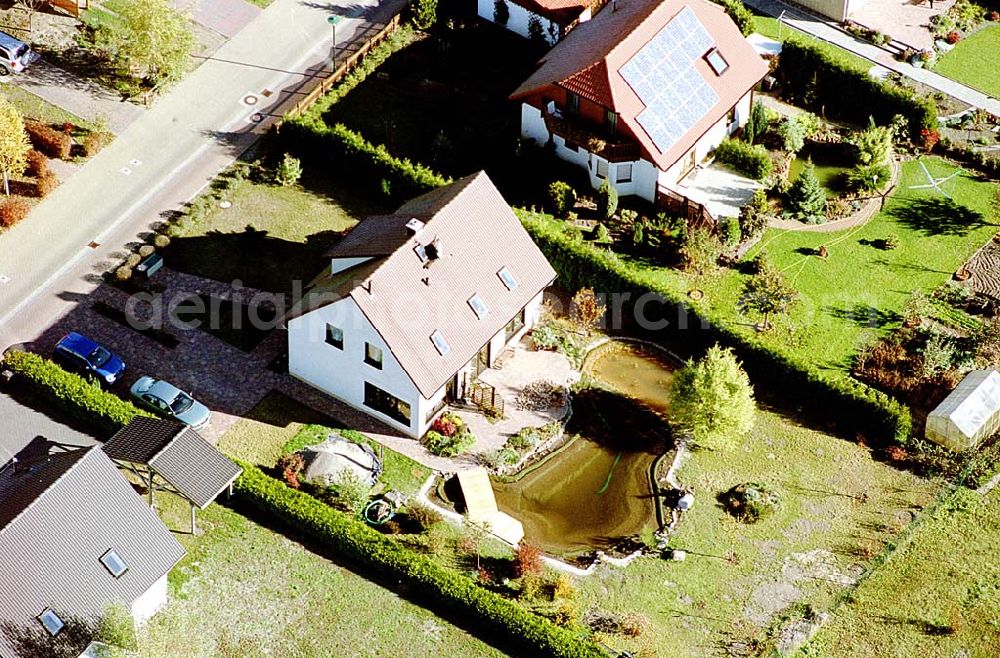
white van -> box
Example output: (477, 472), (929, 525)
(0, 31), (40, 76)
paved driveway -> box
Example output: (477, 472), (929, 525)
(175, 0), (263, 39)
(0, 391), (98, 465)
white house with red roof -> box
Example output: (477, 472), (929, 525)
(511, 0), (768, 205)
(478, 0), (599, 44)
(286, 173), (556, 439)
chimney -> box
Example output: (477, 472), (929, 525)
(405, 218), (425, 235)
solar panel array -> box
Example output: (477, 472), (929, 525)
(619, 7), (720, 154)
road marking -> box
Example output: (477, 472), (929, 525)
(0, 275), (9, 285)
(88, 241), (100, 249)
(130, 158), (143, 167)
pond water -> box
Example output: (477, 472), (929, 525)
(492, 344), (674, 558)
(787, 142), (854, 198)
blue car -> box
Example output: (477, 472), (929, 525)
(53, 332), (126, 385)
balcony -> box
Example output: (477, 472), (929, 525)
(543, 110), (641, 163)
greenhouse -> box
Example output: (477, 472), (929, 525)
(925, 369), (1000, 451)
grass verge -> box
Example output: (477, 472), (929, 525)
(934, 25), (1000, 99)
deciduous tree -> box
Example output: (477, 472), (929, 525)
(740, 259), (797, 330)
(97, 0), (196, 85)
(0, 99), (30, 196)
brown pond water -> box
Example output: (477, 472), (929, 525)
(492, 344), (675, 558)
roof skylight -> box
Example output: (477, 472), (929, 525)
(468, 294), (489, 319)
(430, 330), (450, 356)
(498, 267), (518, 291)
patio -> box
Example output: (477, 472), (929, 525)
(850, 0), (955, 51)
(675, 162), (764, 219)
(452, 342), (580, 457)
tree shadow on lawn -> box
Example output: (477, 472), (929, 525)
(219, 495), (528, 658)
(162, 226), (347, 295)
(823, 303), (901, 330)
(888, 197), (993, 237)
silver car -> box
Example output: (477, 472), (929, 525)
(0, 31), (40, 76)
(130, 376), (212, 430)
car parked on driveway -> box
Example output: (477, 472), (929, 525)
(130, 376), (211, 430)
(0, 31), (40, 76)
(53, 332), (126, 385)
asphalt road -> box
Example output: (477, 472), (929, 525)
(0, 0), (405, 348)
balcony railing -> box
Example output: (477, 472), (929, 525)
(543, 111), (641, 163)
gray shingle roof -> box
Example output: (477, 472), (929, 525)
(0, 446), (185, 658)
(103, 418), (243, 509)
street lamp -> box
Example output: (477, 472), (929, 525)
(328, 15), (343, 70)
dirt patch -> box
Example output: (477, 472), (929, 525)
(746, 581), (803, 626)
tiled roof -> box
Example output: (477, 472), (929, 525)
(512, 0), (769, 170)
(290, 172), (557, 399)
(0, 447), (185, 658)
(326, 214), (417, 260)
(104, 418), (243, 509)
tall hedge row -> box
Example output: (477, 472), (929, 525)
(778, 41), (937, 138)
(519, 213), (913, 445)
(3, 351), (149, 435)
(711, 0), (754, 36)
(233, 461), (607, 658)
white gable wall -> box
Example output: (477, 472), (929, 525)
(131, 573), (168, 626)
(289, 296), (425, 437)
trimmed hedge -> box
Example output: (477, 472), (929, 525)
(280, 119), (450, 202)
(2, 351), (149, 435)
(232, 461), (607, 658)
(519, 212), (913, 445)
(713, 138), (773, 180)
(778, 41), (937, 138)
(710, 0), (754, 36)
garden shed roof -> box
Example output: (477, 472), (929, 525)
(926, 369), (1000, 451)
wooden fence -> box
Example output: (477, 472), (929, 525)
(656, 185), (715, 227)
(281, 13), (402, 122)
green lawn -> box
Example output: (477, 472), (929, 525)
(935, 25), (1000, 99)
(136, 496), (509, 658)
(577, 409), (941, 657)
(752, 15), (873, 72)
(0, 84), (91, 128)
(806, 487), (1000, 657)
(165, 165), (376, 294)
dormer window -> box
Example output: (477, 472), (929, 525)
(468, 294), (489, 319)
(704, 48), (728, 76)
(430, 330), (450, 356)
(498, 267), (517, 291)
(100, 549), (128, 578)
(38, 609), (64, 636)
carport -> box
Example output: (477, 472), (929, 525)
(103, 417), (243, 533)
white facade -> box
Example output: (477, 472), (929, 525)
(289, 290), (546, 438)
(131, 573), (169, 626)
(519, 90), (753, 202)
(478, 0), (590, 44)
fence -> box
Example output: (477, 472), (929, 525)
(656, 185), (715, 226)
(282, 13), (403, 121)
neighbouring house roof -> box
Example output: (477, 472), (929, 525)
(103, 418), (243, 510)
(507, 0), (592, 25)
(511, 0), (769, 170)
(289, 172), (557, 399)
(0, 446), (185, 658)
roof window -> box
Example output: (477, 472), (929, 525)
(704, 48), (729, 76)
(430, 330), (450, 356)
(38, 609), (64, 636)
(468, 294), (489, 319)
(498, 267), (518, 291)
(101, 549), (128, 578)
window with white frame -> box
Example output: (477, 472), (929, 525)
(616, 163), (633, 183)
(704, 48), (729, 75)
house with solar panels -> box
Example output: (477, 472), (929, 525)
(511, 0), (769, 207)
(285, 172), (556, 439)
(477, 0), (600, 44)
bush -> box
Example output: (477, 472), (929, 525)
(411, 0), (437, 30)
(744, 99), (768, 145)
(424, 416), (476, 457)
(95, 603), (137, 652)
(82, 131), (109, 157)
(115, 265), (133, 281)
(786, 160), (826, 223)
(153, 234), (171, 248)
(739, 188), (769, 241)
(548, 181), (576, 216)
(713, 138), (772, 180)
(722, 482), (780, 523)
(778, 41), (937, 139)
(844, 163), (890, 193)
(35, 172), (58, 198)
(518, 211), (913, 446)
(493, 0), (510, 24)
(232, 463), (606, 658)
(2, 351), (150, 434)
(720, 216), (741, 247)
(0, 197), (30, 228)
(25, 121), (72, 160)
(946, 30), (961, 44)
(26, 149), (48, 178)
(325, 468), (370, 515)
(276, 453), (305, 489)
(138, 244), (155, 258)
(709, 0), (753, 35)
(596, 179), (618, 220)
(274, 153), (302, 187)
(514, 542), (543, 578)
(593, 223), (612, 244)
(680, 226), (723, 275)
(777, 118), (806, 153)
(848, 120), (893, 166)
(405, 500), (443, 532)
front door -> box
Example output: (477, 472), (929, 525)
(474, 343), (490, 377)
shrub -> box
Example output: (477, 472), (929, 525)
(0, 197), (30, 228)
(412, 0), (437, 29)
(423, 423), (475, 456)
(82, 131), (109, 157)
(713, 138), (772, 180)
(325, 468), (370, 515)
(920, 333), (956, 379)
(744, 99), (768, 145)
(709, 0), (753, 35)
(570, 287), (605, 331)
(126, 253), (142, 268)
(920, 128), (940, 152)
(2, 351), (150, 434)
(95, 603), (137, 652)
(596, 179), (618, 220)
(405, 501), (443, 532)
(25, 121), (72, 160)
(138, 244), (155, 258)
(720, 216), (741, 247)
(794, 111), (824, 138)
(593, 223), (612, 244)
(848, 120), (893, 166)
(232, 463), (606, 658)
(153, 234), (171, 248)
(527, 14), (546, 42)
(722, 482), (780, 523)
(35, 171), (58, 198)
(26, 150), (48, 178)
(739, 188), (769, 241)
(514, 542), (544, 578)
(276, 453), (305, 489)
(548, 181), (576, 216)
(680, 226), (723, 275)
(844, 163), (890, 193)
(786, 160), (826, 223)
(274, 153), (302, 187)
(778, 41), (937, 139)
(777, 118), (806, 153)
(430, 414), (458, 437)
(946, 30), (961, 44)
(115, 265), (133, 281)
